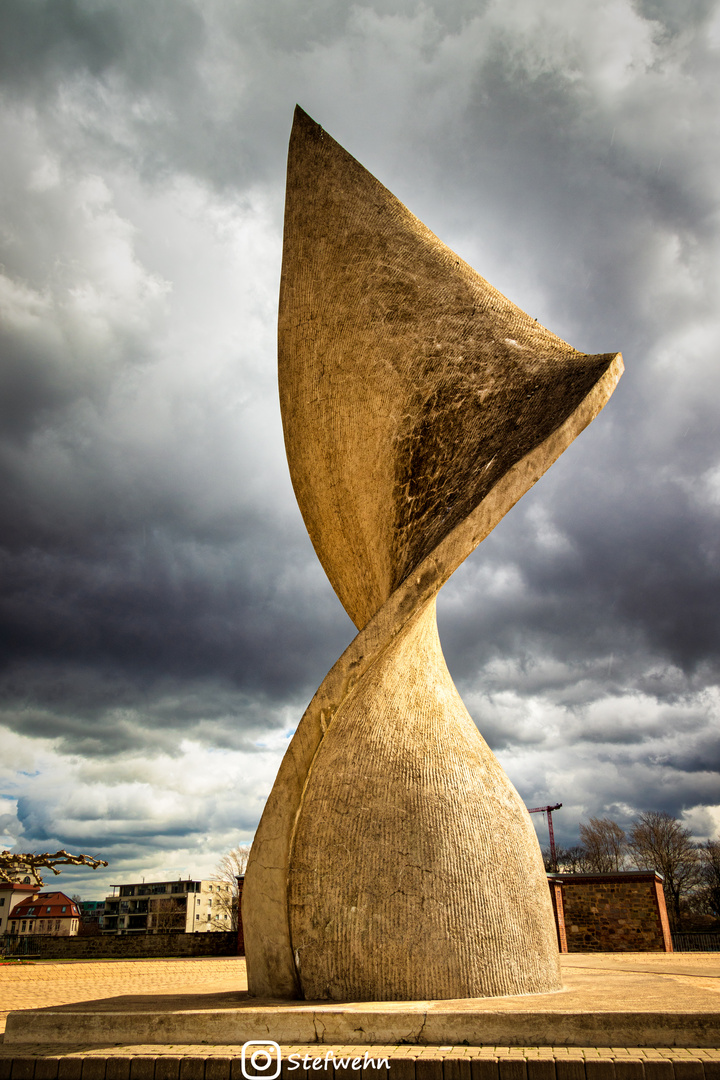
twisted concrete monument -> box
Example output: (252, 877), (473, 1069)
(243, 107), (623, 1002)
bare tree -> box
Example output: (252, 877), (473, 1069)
(628, 811), (701, 930)
(579, 817), (628, 872)
(77, 915), (104, 937)
(543, 845), (595, 874)
(696, 840), (720, 921)
(150, 897), (186, 932)
(0, 849), (108, 886)
(213, 844), (251, 930)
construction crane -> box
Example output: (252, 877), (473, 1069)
(527, 803), (562, 872)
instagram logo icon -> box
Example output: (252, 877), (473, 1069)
(241, 1041), (282, 1080)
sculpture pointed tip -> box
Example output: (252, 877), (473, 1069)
(293, 104), (320, 130)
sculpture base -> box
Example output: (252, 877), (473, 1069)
(5, 956), (719, 1049)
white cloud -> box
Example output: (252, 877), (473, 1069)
(0, 724), (290, 897)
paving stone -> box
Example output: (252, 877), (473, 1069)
(129, 1061), (155, 1080)
(555, 1060), (585, 1080)
(585, 1062), (614, 1080)
(154, 1059), (181, 1080)
(81, 1059), (108, 1080)
(672, 1065), (705, 1080)
(444, 1063), (471, 1080)
(471, 1062), (500, 1076)
(10, 1061), (36, 1080)
(204, 1059), (232, 1080)
(105, 1060), (131, 1080)
(386, 1060), (414, 1080)
(281, 1058), (306, 1080)
(57, 1062), (83, 1080)
(497, 1061), (527, 1080)
(526, 1061), (556, 1080)
(178, 1062), (205, 1080)
(415, 1061), (443, 1080)
(642, 1063), (673, 1080)
(614, 1061), (644, 1080)
(34, 1061), (62, 1080)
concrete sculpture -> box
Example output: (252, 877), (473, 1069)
(243, 106), (623, 1002)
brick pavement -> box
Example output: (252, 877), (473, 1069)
(1, 1048), (720, 1080)
(1, 956), (719, 1079)
(0, 958), (247, 1035)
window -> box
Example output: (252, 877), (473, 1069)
(21, 921), (27, 932)
(196, 914), (200, 920)
(55, 920), (61, 931)
(208, 885), (213, 892)
(46, 906), (51, 913)
(27, 907), (35, 914)
(0, 897), (5, 906)
(62, 906), (67, 912)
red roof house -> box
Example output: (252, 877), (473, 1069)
(9, 891), (81, 936)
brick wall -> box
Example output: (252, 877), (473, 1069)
(4, 930), (238, 960)
(548, 871), (672, 952)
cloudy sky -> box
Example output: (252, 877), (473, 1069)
(1, 0), (719, 900)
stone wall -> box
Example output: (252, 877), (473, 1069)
(548, 871), (672, 952)
(4, 930), (238, 960)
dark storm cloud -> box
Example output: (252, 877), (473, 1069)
(441, 461), (720, 683)
(0, 523), (353, 754)
(0, 0), (207, 107)
(0, 0), (126, 92)
(0, 0), (290, 194)
(0, 526), (348, 686)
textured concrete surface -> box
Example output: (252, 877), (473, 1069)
(242, 106), (623, 1002)
(4, 955), (719, 1049)
(0, 959), (247, 1036)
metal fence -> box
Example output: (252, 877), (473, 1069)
(671, 930), (720, 951)
(0, 934), (43, 957)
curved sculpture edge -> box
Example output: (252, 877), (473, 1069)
(242, 351), (623, 999)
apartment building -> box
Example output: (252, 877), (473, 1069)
(78, 899), (105, 931)
(102, 878), (232, 934)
